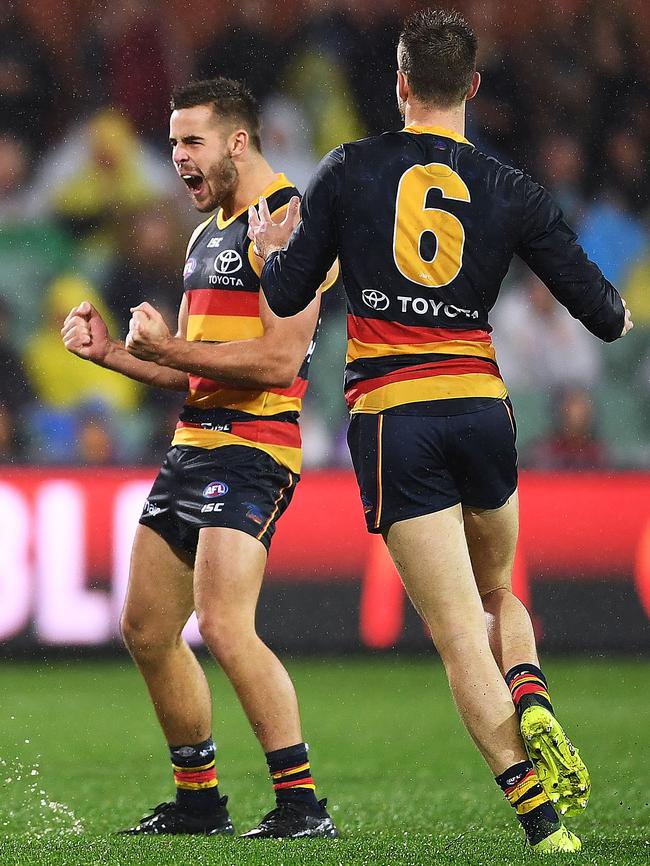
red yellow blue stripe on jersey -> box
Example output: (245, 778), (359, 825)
(185, 288), (263, 342)
(173, 418), (302, 474)
(345, 315), (507, 412)
(181, 376), (306, 412)
(174, 286), (306, 471)
(346, 315), (498, 361)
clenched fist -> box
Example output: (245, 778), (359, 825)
(61, 301), (112, 364)
(125, 302), (172, 363)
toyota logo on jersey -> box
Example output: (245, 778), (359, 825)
(362, 289), (390, 311)
(203, 481), (229, 498)
(214, 249), (243, 274)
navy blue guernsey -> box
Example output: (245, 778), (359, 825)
(261, 125), (625, 414)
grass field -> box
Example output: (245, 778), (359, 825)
(0, 657), (648, 865)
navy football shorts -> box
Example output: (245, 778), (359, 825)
(139, 445), (298, 555)
(347, 400), (518, 533)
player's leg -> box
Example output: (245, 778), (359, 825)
(193, 526), (300, 750)
(350, 413), (523, 768)
(463, 492), (538, 670)
(349, 411), (578, 852)
(385, 507), (527, 773)
(121, 525), (206, 742)
(118, 524), (232, 836)
(193, 525), (336, 839)
(464, 495), (590, 818)
(179, 445), (335, 839)
(385, 510), (577, 851)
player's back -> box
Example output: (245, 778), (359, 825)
(312, 124), (623, 415)
(334, 125), (528, 414)
(338, 124), (521, 328)
(263, 124), (623, 417)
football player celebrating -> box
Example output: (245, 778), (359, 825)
(62, 78), (337, 840)
(249, 10), (633, 854)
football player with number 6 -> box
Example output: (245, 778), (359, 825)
(249, 8), (633, 854)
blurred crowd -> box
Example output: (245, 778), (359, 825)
(1, 0), (649, 469)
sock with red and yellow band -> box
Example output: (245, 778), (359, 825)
(266, 742), (319, 810)
(505, 663), (554, 717)
(169, 737), (220, 816)
(496, 759), (560, 845)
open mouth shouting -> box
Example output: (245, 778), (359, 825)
(181, 171), (206, 196)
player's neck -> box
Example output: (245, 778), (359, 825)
(220, 155), (278, 220)
(403, 102), (466, 137)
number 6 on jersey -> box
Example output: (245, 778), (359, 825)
(392, 163), (471, 288)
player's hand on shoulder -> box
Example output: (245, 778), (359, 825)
(620, 298), (634, 337)
(126, 302), (172, 362)
(248, 195), (300, 260)
(60, 300), (111, 363)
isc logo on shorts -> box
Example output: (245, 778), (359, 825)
(203, 481), (228, 498)
(200, 502), (225, 513)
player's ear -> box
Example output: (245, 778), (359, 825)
(397, 69), (409, 103)
(466, 71), (481, 101)
(228, 128), (249, 159)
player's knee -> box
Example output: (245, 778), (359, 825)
(433, 622), (491, 663)
(120, 610), (178, 662)
(196, 612), (253, 668)
(479, 584), (512, 607)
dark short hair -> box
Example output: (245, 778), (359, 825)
(398, 9), (477, 108)
(170, 77), (262, 151)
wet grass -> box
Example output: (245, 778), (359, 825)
(0, 657), (648, 865)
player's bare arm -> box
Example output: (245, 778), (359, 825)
(125, 291), (320, 390)
(61, 300), (188, 391)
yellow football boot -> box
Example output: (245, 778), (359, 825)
(520, 705), (590, 817)
(531, 824), (582, 853)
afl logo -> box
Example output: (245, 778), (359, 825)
(214, 249), (243, 274)
(362, 289), (390, 311)
(203, 481), (229, 498)
(183, 258), (197, 278)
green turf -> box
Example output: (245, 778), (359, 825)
(0, 658), (648, 865)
